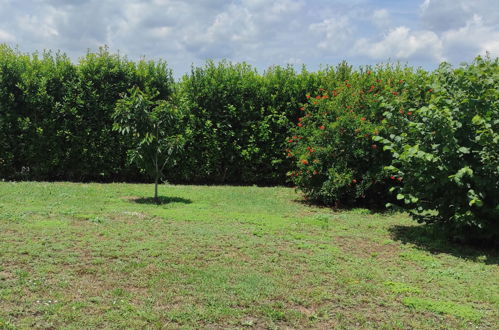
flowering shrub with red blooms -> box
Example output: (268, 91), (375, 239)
(288, 65), (430, 207)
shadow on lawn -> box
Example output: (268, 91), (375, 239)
(130, 196), (192, 205)
(389, 224), (499, 265)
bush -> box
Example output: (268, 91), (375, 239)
(288, 63), (429, 207)
(375, 56), (499, 241)
(0, 45), (174, 182)
(175, 61), (319, 184)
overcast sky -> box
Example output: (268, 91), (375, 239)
(1, 0), (498, 76)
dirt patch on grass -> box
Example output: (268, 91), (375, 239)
(333, 236), (400, 259)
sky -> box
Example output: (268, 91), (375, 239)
(0, 0), (498, 76)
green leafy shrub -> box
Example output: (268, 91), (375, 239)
(288, 64), (429, 207)
(0, 45), (173, 182)
(175, 61), (319, 184)
(375, 56), (499, 241)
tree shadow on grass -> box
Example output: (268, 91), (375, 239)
(389, 224), (499, 265)
(129, 196), (192, 205)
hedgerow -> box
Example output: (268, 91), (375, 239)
(0, 45), (497, 243)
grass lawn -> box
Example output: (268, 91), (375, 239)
(0, 182), (497, 329)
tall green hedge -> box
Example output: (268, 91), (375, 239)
(0, 45), (173, 181)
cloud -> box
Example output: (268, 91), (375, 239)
(371, 9), (390, 29)
(0, 0), (498, 75)
(421, 0), (499, 32)
(441, 14), (499, 61)
(309, 17), (354, 52)
(354, 26), (444, 62)
(0, 29), (15, 42)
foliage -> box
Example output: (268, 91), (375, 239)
(113, 87), (185, 200)
(0, 45), (173, 182)
(176, 61), (319, 184)
(375, 56), (499, 241)
(287, 63), (430, 207)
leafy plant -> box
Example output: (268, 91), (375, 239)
(288, 64), (429, 207)
(375, 56), (499, 242)
(113, 87), (185, 203)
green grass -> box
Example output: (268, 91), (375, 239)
(0, 181), (497, 329)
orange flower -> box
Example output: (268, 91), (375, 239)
(301, 159), (309, 165)
(361, 117), (366, 121)
(299, 107), (305, 111)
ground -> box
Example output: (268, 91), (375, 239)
(0, 182), (497, 329)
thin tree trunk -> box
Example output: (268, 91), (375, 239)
(154, 144), (159, 204)
(154, 174), (159, 204)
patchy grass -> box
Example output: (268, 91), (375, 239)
(0, 181), (497, 329)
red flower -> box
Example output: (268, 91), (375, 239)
(397, 177), (403, 181)
(392, 91), (399, 96)
(316, 95), (321, 99)
(299, 107), (305, 111)
(298, 117), (303, 122)
(390, 176), (396, 180)
(323, 95), (329, 99)
(319, 88), (324, 91)
(361, 117), (366, 121)
(407, 111), (413, 116)
(399, 110), (405, 114)
(428, 88), (433, 93)
(288, 139), (294, 143)
(301, 159), (309, 165)
(352, 179), (357, 184)
(306, 95), (311, 99)
(297, 123), (303, 127)
(293, 136), (298, 139)
(319, 125), (325, 130)
(287, 152), (293, 157)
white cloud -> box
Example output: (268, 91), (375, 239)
(0, 29), (15, 42)
(354, 26), (444, 61)
(309, 17), (353, 52)
(0, 0), (497, 75)
(441, 14), (499, 60)
(372, 9), (390, 29)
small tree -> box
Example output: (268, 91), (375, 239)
(113, 87), (185, 203)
